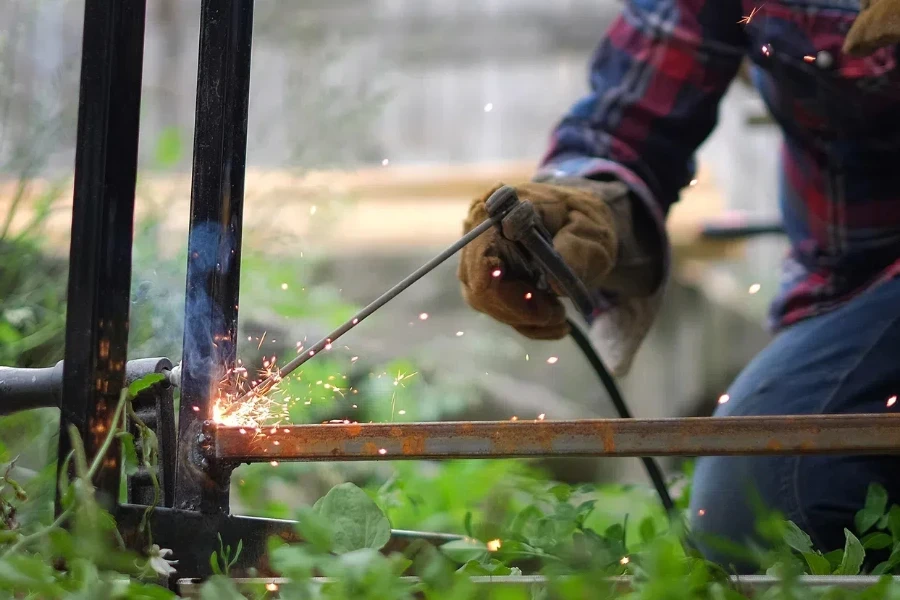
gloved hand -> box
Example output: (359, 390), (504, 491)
(844, 0), (900, 56)
(458, 180), (633, 340)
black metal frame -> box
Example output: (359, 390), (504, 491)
(175, 0), (254, 516)
(58, 0), (147, 512)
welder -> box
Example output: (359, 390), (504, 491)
(457, 0), (900, 570)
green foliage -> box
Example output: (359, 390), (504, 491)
(210, 534), (243, 577)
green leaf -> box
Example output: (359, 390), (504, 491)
(862, 532), (893, 550)
(440, 539), (489, 564)
(855, 483), (889, 534)
(856, 509), (882, 536)
(802, 552), (831, 575)
(294, 505), (333, 553)
(208, 552), (221, 576)
(823, 549), (844, 570)
(127, 373), (165, 398)
(119, 432), (139, 476)
(312, 482), (391, 553)
(549, 484), (571, 502)
(458, 559), (517, 576)
(0, 321), (21, 344)
(639, 516), (657, 543)
(154, 128), (183, 168)
(464, 511), (474, 538)
(888, 506), (900, 541)
(836, 529), (865, 575)
(783, 521), (814, 554)
(198, 575), (246, 600)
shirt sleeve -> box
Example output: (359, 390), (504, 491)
(536, 0), (747, 221)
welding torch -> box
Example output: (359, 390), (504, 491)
(227, 185), (675, 512)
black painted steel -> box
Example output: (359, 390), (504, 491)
(58, 0), (147, 511)
(175, 0), (254, 514)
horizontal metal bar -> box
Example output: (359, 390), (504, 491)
(116, 504), (462, 578)
(215, 414), (900, 462)
(177, 575), (900, 596)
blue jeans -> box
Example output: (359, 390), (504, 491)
(689, 277), (900, 571)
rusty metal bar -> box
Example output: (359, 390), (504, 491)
(215, 415), (900, 462)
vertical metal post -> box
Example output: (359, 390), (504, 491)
(175, 0), (254, 513)
(58, 0), (147, 511)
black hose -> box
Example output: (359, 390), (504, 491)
(566, 318), (676, 514)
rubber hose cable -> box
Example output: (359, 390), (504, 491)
(566, 317), (676, 514)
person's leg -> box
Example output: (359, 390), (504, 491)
(689, 277), (900, 572)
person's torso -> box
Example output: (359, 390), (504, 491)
(737, 0), (900, 323)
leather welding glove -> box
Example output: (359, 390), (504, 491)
(458, 179), (663, 340)
(844, 0), (900, 56)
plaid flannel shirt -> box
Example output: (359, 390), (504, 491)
(536, 0), (900, 336)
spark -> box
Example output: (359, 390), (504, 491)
(257, 331), (267, 350)
(546, 356), (559, 365)
(398, 410), (406, 415)
(525, 354), (529, 361)
(697, 509), (706, 516)
(381, 158), (390, 166)
(538, 413), (546, 420)
(525, 292), (533, 300)
(804, 55), (816, 63)
(266, 583), (279, 592)
(888, 395), (897, 407)
(192, 406), (200, 412)
(748, 283), (761, 294)
(351, 356), (359, 363)
(378, 448), (387, 455)
(419, 312), (429, 321)
(484, 102), (493, 112)
(456, 331), (464, 337)
(270, 461), (279, 467)
(281, 283), (289, 290)
(510, 416), (518, 421)
(718, 394), (730, 404)
(487, 539), (502, 551)
(761, 44), (772, 57)
(620, 556), (630, 565)
(310, 205), (317, 215)
(689, 179), (698, 186)
(739, 5), (762, 24)
(491, 268), (502, 278)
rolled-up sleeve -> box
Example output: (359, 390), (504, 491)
(537, 0), (747, 223)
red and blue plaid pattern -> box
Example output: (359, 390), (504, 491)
(537, 0), (900, 331)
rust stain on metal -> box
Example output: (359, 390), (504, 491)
(346, 423), (362, 437)
(534, 421), (558, 452)
(360, 442), (380, 456)
(401, 435), (426, 455)
(595, 421), (615, 453)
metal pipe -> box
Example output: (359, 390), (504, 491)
(175, 0), (254, 514)
(58, 0), (147, 512)
(177, 575), (900, 597)
(215, 415), (900, 462)
(236, 216), (497, 403)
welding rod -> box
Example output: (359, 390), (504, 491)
(236, 216), (497, 403)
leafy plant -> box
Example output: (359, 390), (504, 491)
(210, 533), (244, 577)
